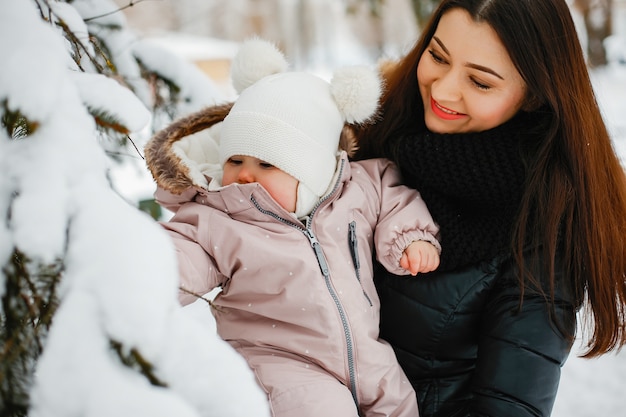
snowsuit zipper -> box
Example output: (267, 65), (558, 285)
(301, 227), (358, 407)
(249, 160), (360, 408)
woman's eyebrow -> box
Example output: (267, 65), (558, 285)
(466, 62), (504, 80)
(432, 36), (504, 80)
(433, 36), (450, 55)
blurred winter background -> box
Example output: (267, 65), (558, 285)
(1, 0), (625, 416)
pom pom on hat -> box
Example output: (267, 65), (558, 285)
(220, 38), (381, 212)
(230, 38), (288, 94)
(331, 66), (381, 124)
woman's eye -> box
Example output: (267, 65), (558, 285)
(428, 49), (446, 64)
(471, 78), (491, 91)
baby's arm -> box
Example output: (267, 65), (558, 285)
(400, 240), (440, 275)
(159, 204), (222, 305)
(352, 158), (441, 275)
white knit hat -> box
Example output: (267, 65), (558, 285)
(220, 38), (381, 215)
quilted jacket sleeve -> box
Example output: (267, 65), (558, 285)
(468, 256), (578, 417)
(353, 158), (440, 274)
(159, 203), (223, 306)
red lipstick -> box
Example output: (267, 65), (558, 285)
(430, 97), (466, 120)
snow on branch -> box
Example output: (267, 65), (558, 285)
(0, 1), (270, 416)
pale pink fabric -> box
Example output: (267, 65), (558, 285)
(159, 155), (437, 416)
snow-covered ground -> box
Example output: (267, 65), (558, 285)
(554, 335), (626, 416)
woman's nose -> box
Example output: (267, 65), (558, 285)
(432, 70), (462, 102)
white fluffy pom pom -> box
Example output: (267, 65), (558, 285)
(230, 38), (289, 94)
(330, 66), (381, 124)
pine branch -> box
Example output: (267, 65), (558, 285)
(90, 108), (131, 134)
(1, 100), (40, 139)
(0, 249), (62, 417)
(110, 340), (167, 387)
(55, 18), (106, 73)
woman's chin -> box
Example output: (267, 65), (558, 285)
(424, 115), (476, 134)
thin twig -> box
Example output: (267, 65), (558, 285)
(126, 134), (145, 160)
(179, 287), (222, 311)
(83, 0), (157, 23)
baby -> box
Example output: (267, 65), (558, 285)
(146, 38), (440, 417)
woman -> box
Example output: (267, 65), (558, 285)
(350, 0), (626, 416)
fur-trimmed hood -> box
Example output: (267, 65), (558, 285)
(144, 102), (233, 196)
(144, 103), (359, 196)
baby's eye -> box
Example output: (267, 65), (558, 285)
(260, 162), (275, 169)
(428, 49), (446, 64)
(227, 157), (242, 165)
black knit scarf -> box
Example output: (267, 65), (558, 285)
(393, 114), (541, 271)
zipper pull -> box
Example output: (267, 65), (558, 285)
(348, 221), (360, 269)
(304, 229), (330, 277)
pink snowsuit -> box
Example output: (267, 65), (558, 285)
(153, 143), (439, 416)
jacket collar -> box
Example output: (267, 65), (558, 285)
(197, 153), (351, 221)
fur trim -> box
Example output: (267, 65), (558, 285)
(144, 103), (233, 195)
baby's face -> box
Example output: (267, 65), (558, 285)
(223, 155), (298, 213)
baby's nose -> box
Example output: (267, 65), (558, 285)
(237, 167), (255, 183)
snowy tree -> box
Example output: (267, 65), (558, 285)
(0, 1), (270, 416)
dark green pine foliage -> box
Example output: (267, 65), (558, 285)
(0, 1), (189, 415)
(0, 251), (62, 417)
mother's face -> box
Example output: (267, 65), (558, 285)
(417, 8), (528, 134)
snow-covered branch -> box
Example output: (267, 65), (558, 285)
(0, 1), (269, 416)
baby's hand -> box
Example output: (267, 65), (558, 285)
(400, 241), (440, 276)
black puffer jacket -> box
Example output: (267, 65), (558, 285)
(374, 252), (578, 417)
(349, 109), (581, 416)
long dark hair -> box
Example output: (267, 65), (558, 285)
(353, 0), (626, 357)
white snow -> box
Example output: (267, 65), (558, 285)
(1, 1), (270, 416)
